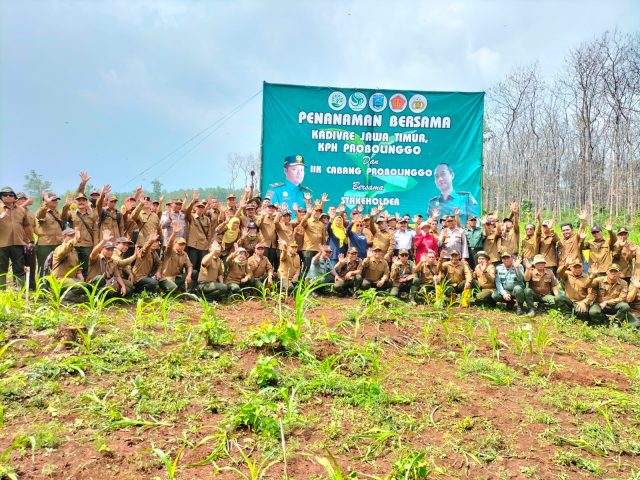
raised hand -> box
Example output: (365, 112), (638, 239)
(510, 202), (519, 213)
(453, 207), (460, 216)
(321, 192), (329, 202)
(102, 229), (114, 242)
(578, 209), (587, 221)
(303, 192), (312, 201)
(291, 202), (298, 212)
(102, 184), (111, 196)
(193, 191), (200, 201)
(172, 222), (180, 234)
(431, 207), (440, 219)
(604, 218), (613, 231)
(370, 207), (379, 217)
(80, 171), (90, 183)
(338, 253), (345, 262)
(338, 203), (346, 213)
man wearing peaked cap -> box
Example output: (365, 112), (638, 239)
(35, 191), (71, 278)
(491, 251), (527, 314)
(586, 263), (631, 325)
(158, 223), (194, 294)
(333, 246), (363, 296)
(87, 231), (128, 297)
(523, 254), (559, 317)
(0, 186), (33, 288)
(555, 257), (597, 320)
(613, 226), (635, 282)
(584, 220), (616, 275)
(268, 155), (312, 216)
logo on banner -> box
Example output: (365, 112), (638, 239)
(348, 92), (367, 111)
(389, 93), (407, 112)
(409, 94), (428, 113)
(328, 91), (346, 110)
(369, 93), (387, 112)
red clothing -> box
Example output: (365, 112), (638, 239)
(414, 232), (438, 259)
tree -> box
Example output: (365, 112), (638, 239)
(23, 170), (52, 199)
(226, 153), (261, 192)
(151, 179), (163, 200)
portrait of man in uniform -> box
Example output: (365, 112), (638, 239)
(427, 162), (479, 225)
(267, 155), (312, 215)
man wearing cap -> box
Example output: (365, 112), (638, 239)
(481, 215), (501, 264)
(182, 191), (213, 272)
(131, 233), (161, 293)
(492, 252), (526, 314)
(472, 251), (496, 306)
(465, 215), (483, 269)
(0, 186), (33, 288)
(523, 254), (560, 316)
(224, 245), (252, 295)
(439, 250), (473, 304)
(275, 209), (295, 251)
(16, 193), (36, 287)
(427, 163), (479, 227)
(112, 236), (136, 291)
(160, 196), (187, 253)
(413, 219), (437, 265)
(196, 241), (228, 301)
(130, 193), (163, 250)
(247, 242), (274, 289)
(499, 203), (520, 257)
(583, 220), (617, 275)
(277, 240), (302, 294)
(86, 231), (128, 296)
(307, 245), (335, 294)
(158, 223), (194, 294)
(333, 247), (363, 296)
(35, 191), (71, 277)
(97, 185), (124, 239)
(410, 250), (440, 303)
(390, 249), (415, 299)
(613, 227), (635, 283)
(557, 210), (587, 267)
(537, 218), (560, 272)
(257, 203), (280, 272)
(268, 155), (312, 215)
(238, 220), (262, 256)
(300, 205), (326, 275)
(394, 217), (416, 258)
(51, 228), (85, 300)
(356, 246), (390, 293)
(368, 209), (395, 262)
(586, 263), (630, 325)
(65, 190), (100, 278)
(555, 257), (597, 320)
(521, 213), (541, 262)
(625, 278), (640, 328)
(438, 215), (468, 261)
(223, 193), (239, 216)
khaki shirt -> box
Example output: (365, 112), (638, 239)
(185, 212), (212, 250)
(259, 215), (278, 248)
(225, 254), (249, 284)
(35, 205), (69, 246)
(558, 265), (593, 302)
(132, 244), (160, 282)
(474, 264), (496, 290)
(499, 228), (519, 256)
(22, 208), (36, 244)
(51, 240), (80, 279)
(587, 276), (628, 305)
(275, 221), (294, 245)
(98, 208), (123, 239)
(87, 254), (119, 281)
(441, 261), (472, 286)
(525, 268), (557, 296)
(361, 257), (389, 282)
(369, 221), (395, 257)
(238, 234), (263, 255)
(557, 233), (583, 265)
(335, 258), (362, 278)
(585, 233), (616, 274)
(483, 233), (501, 263)
(301, 217), (325, 251)
(198, 254), (224, 283)
(112, 249), (135, 277)
(134, 210), (162, 247)
(613, 240), (635, 278)
(390, 261), (414, 286)
(69, 208), (99, 247)
(538, 231), (560, 267)
(0, 204), (30, 247)
(521, 234), (538, 260)
(413, 261), (439, 286)
(160, 249), (192, 280)
(278, 250), (301, 280)
(248, 254), (273, 279)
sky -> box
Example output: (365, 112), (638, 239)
(1, 0), (637, 195)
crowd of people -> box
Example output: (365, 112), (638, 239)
(1, 169), (639, 327)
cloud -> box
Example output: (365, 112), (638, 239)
(467, 46), (502, 75)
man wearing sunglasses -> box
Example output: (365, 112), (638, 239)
(0, 186), (33, 288)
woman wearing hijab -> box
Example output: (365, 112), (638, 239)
(326, 214), (348, 267)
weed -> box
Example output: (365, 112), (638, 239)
(310, 448), (356, 480)
(458, 358), (519, 386)
(555, 449), (601, 474)
(250, 356), (281, 388)
(152, 442), (186, 480)
(213, 442), (278, 480)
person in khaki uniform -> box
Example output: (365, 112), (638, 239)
(247, 242), (274, 288)
(50, 229), (85, 301)
(66, 192), (100, 278)
(277, 240), (301, 294)
(159, 224), (193, 294)
(35, 192), (71, 277)
(520, 212), (541, 262)
(584, 222), (616, 275)
(586, 263), (630, 325)
(613, 227), (635, 282)
(225, 247), (252, 295)
(131, 195), (163, 249)
(439, 250), (472, 299)
(16, 193), (36, 287)
(537, 219), (560, 271)
(498, 203), (520, 257)
(112, 237), (136, 292)
(238, 221), (263, 256)
(355, 246), (390, 293)
(131, 233), (161, 293)
(97, 185), (123, 239)
(0, 186), (33, 288)
(411, 250), (440, 303)
(183, 193), (213, 272)
(555, 258), (597, 320)
(333, 247), (362, 297)
(557, 210), (586, 266)
(625, 279), (640, 328)
(523, 254), (560, 316)
(86, 231), (127, 297)
(472, 250), (496, 306)
(368, 208), (395, 262)
(197, 241), (228, 301)
(300, 206), (326, 274)
(389, 249), (415, 299)
(258, 204), (279, 272)
(481, 217), (502, 264)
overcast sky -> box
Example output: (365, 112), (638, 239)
(1, 0), (637, 194)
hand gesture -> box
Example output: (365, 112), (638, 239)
(357, 204), (364, 213)
(74, 229), (82, 241)
(547, 219), (554, 228)
(579, 232), (586, 240)
(510, 202), (519, 213)
(371, 207), (379, 216)
(522, 257), (531, 269)
(338, 253), (345, 262)
(291, 202), (298, 212)
(278, 239), (287, 248)
(102, 184), (111, 196)
(321, 192), (329, 202)
(338, 203), (346, 213)
(65, 193), (73, 206)
(575, 301), (587, 313)
(420, 253), (427, 263)
(149, 232), (159, 242)
(172, 222), (180, 234)
(366, 247), (373, 258)
(303, 192), (312, 201)
(578, 209), (587, 221)
(159, 194), (165, 205)
(431, 207), (440, 219)
(453, 207), (460, 216)
(102, 229), (114, 242)
(134, 186), (143, 198)
(604, 218), (613, 231)
(80, 171), (90, 183)
(514, 258), (522, 269)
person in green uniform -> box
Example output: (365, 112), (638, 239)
(427, 163), (479, 226)
(267, 155), (312, 216)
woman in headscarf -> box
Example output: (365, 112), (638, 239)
(216, 215), (241, 260)
(326, 214), (348, 267)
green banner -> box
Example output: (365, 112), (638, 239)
(261, 82), (484, 224)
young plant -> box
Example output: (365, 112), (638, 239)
(153, 442), (186, 480)
(212, 442), (278, 480)
(250, 356), (281, 388)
